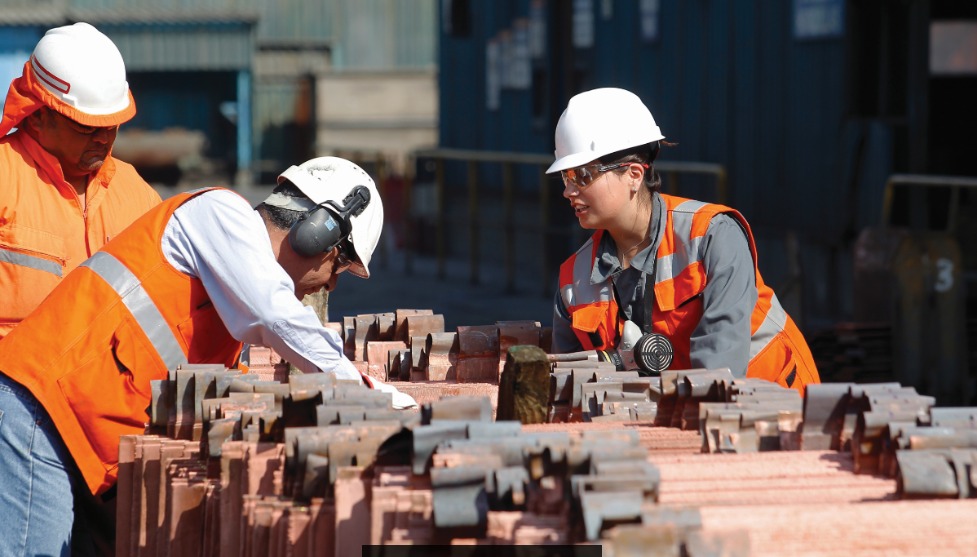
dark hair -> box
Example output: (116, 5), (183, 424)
(255, 180), (308, 231)
(600, 141), (669, 193)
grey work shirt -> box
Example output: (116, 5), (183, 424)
(552, 191), (758, 377)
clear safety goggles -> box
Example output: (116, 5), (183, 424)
(560, 161), (646, 190)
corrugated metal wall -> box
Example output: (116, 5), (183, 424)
(439, 1), (551, 155)
(72, 0), (436, 69)
(332, 0), (437, 69)
(245, 0), (333, 44)
(100, 22), (253, 71)
(71, 0), (333, 45)
(439, 0), (851, 235)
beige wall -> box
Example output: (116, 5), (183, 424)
(315, 70), (438, 175)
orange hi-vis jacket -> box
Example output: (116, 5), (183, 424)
(0, 189), (242, 495)
(0, 131), (161, 339)
(558, 194), (819, 393)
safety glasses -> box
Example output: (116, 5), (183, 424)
(62, 119), (102, 136)
(48, 109), (117, 137)
(333, 246), (354, 274)
(560, 161), (643, 190)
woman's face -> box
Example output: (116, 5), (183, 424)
(561, 161), (641, 230)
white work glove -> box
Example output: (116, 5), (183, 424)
(368, 377), (418, 410)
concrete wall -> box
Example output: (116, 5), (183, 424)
(315, 70), (438, 174)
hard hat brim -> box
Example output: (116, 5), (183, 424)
(546, 152), (601, 174)
(28, 55), (136, 126)
(0, 62), (136, 137)
(49, 90), (136, 127)
(348, 260), (370, 279)
(546, 130), (666, 174)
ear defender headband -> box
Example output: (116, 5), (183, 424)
(288, 185), (372, 258)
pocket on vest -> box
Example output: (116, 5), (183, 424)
(0, 226), (67, 324)
(177, 302), (239, 364)
(58, 317), (163, 469)
(571, 306), (612, 350)
(747, 331), (803, 391)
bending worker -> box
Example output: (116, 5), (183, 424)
(549, 87), (819, 392)
(0, 22), (161, 339)
(0, 156), (417, 556)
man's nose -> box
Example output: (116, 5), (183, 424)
(92, 127), (114, 144)
(323, 276), (338, 292)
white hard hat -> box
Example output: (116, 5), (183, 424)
(276, 157), (384, 278)
(546, 87), (665, 174)
(30, 22), (135, 125)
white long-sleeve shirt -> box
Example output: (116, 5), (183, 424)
(159, 189), (361, 381)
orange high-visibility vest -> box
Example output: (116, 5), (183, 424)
(558, 194), (819, 393)
(0, 189), (241, 495)
(0, 131), (161, 339)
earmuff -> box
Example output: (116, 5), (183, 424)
(288, 185), (371, 258)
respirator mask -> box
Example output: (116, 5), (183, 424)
(598, 320), (674, 376)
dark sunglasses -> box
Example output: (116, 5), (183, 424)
(333, 242), (360, 274)
(334, 250), (353, 273)
(560, 161), (647, 190)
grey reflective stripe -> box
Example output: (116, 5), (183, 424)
(749, 293), (789, 359)
(0, 248), (63, 277)
(655, 201), (706, 284)
(673, 199), (708, 214)
(562, 236), (613, 308)
(81, 252), (188, 369)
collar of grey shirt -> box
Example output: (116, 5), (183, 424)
(591, 190), (665, 284)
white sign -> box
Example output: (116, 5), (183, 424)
(529, 0), (546, 59)
(793, 0), (844, 40)
(930, 22), (977, 75)
(486, 39), (500, 111)
(512, 20), (532, 89)
(573, 0), (595, 49)
(640, 0), (661, 43)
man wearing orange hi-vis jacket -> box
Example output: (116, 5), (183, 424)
(0, 22), (161, 340)
(0, 156), (418, 556)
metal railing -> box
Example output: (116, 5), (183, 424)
(657, 161), (728, 206)
(875, 173), (977, 405)
(881, 173), (977, 230)
(405, 148), (728, 296)
(409, 148), (554, 296)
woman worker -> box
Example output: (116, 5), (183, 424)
(548, 87), (819, 393)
